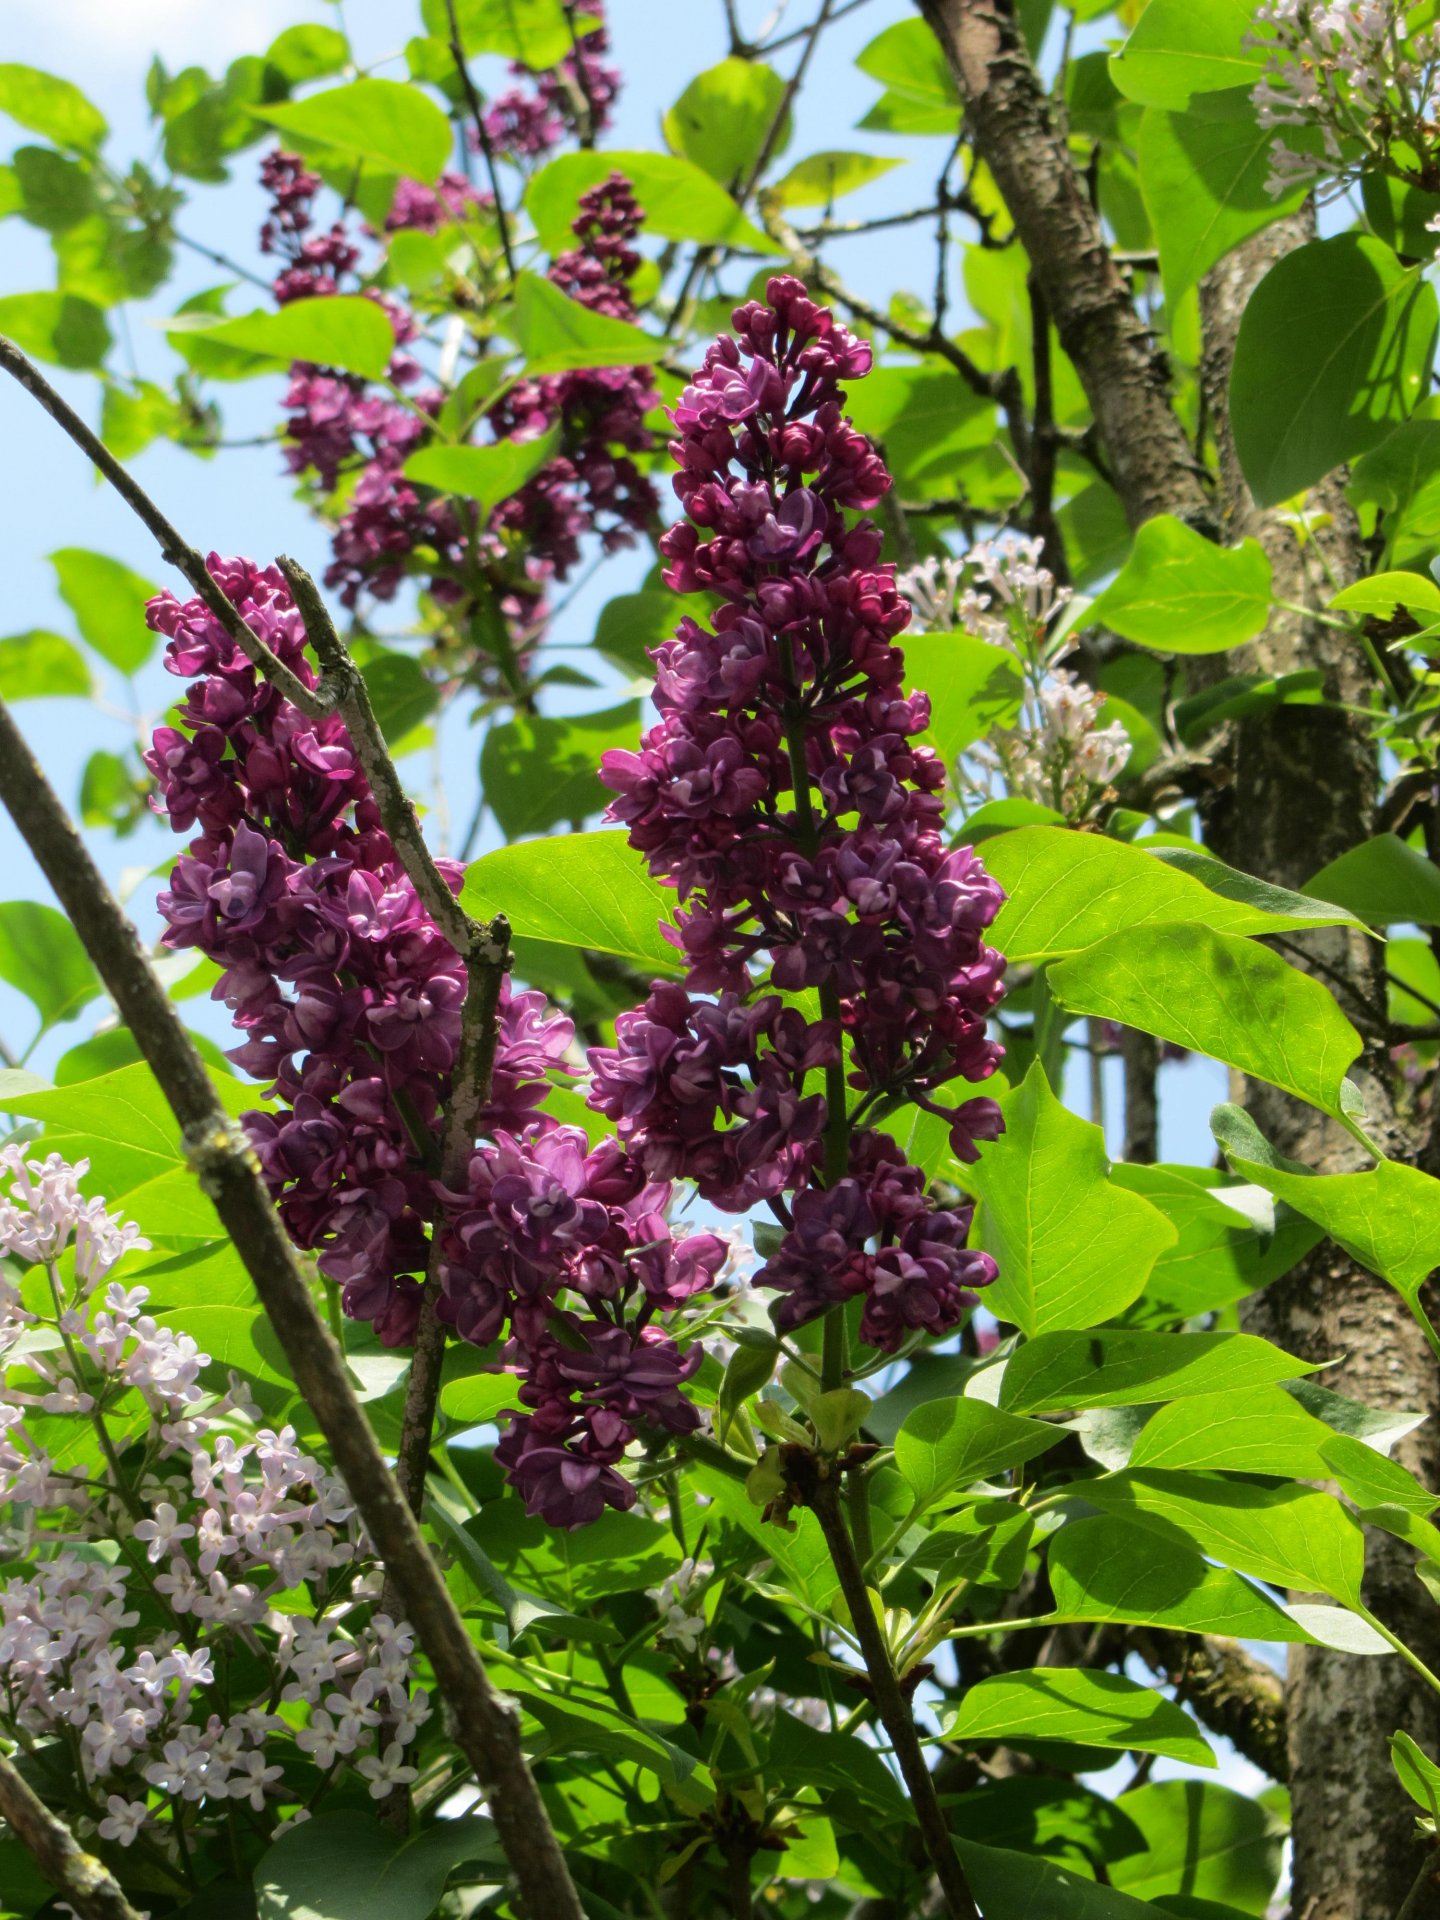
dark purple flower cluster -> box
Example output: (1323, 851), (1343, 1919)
(480, 0), (620, 158)
(590, 277), (1006, 1348)
(487, 173), (660, 587)
(258, 155), (470, 609)
(437, 1126), (725, 1525)
(145, 560), (727, 1526)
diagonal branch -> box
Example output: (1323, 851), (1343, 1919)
(912, 0), (1214, 533)
(0, 340), (326, 719)
(0, 699), (584, 1920)
(0, 1753), (145, 1920)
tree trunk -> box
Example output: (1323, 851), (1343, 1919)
(1198, 214), (1440, 1920)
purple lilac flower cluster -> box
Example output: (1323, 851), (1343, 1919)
(259, 153), (471, 609)
(258, 157), (656, 626)
(481, 0), (620, 158)
(145, 562), (728, 1527)
(591, 277), (1006, 1350)
(486, 172), (660, 585)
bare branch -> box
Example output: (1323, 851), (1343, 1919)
(0, 1752), (145, 1920)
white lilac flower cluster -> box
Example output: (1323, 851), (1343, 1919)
(1248, 0), (1440, 201)
(900, 538), (1128, 823)
(0, 1146), (429, 1866)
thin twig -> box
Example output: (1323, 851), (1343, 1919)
(760, 0), (874, 49)
(764, 207), (1000, 404)
(806, 1470), (980, 1919)
(0, 700), (583, 1920)
(0, 1752), (144, 1920)
(444, 0), (517, 285)
(173, 230), (274, 293)
(0, 341), (325, 719)
(741, 0), (837, 203)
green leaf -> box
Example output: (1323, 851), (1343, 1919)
(1113, 1162), (1323, 1319)
(13, 145), (96, 232)
(1230, 235), (1439, 508)
(1330, 569), (1440, 618)
(167, 296), (397, 381)
(1089, 514), (1273, 653)
(0, 902), (101, 1037)
(1110, 0), (1264, 109)
(264, 24), (350, 83)
(420, 0), (581, 68)
(1129, 1385), (1333, 1478)
(767, 150), (902, 209)
(507, 271), (668, 374)
(0, 65), (107, 152)
(0, 291), (109, 370)
(1321, 1432), (1438, 1517)
(984, 826), (1357, 963)
(480, 702), (641, 839)
(167, 1304), (291, 1387)
(843, 364), (997, 499)
(1147, 844), (1363, 931)
(893, 1396), (1059, 1512)
(404, 424), (562, 514)
(440, 1371), (523, 1427)
(255, 79), (453, 185)
(462, 831), (680, 971)
(1048, 1515), (1311, 1641)
(593, 588), (713, 675)
(1393, 1730), (1440, 1822)
(1000, 1329), (1313, 1415)
(1110, 1781), (1284, 1913)
(428, 1490), (621, 1644)
(717, 1337), (777, 1445)
(79, 749), (142, 831)
(49, 549), (157, 675)
(948, 1669), (1215, 1768)
(961, 1841), (1171, 1919)
(526, 151), (775, 256)
(1306, 832), (1440, 926)
(1082, 1468), (1366, 1608)
(0, 631), (90, 701)
(0, 1060), (253, 1240)
(358, 651), (438, 749)
(1138, 89), (1309, 305)
(1048, 922), (1362, 1117)
(903, 633), (1023, 765)
(1213, 1103), (1440, 1307)
(971, 1064), (1177, 1335)
(663, 59), (788, 185)
(255, 1810), (499, 1920)
(855, 20), (960, 115)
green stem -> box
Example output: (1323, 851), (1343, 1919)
(1357, 1603), (1440, 1700)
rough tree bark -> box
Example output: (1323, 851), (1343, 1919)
(913, 0), (1212, 533)
(1199, 215), (1440, 1920)
(912, 5), (1440, 1912)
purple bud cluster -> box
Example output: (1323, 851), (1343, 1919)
(590, 277), (1006, 1348)
(480, 0), (620, 158)
(146, 561), (728, 1528)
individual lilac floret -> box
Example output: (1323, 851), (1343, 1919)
(590, 276), (1006, 1351)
